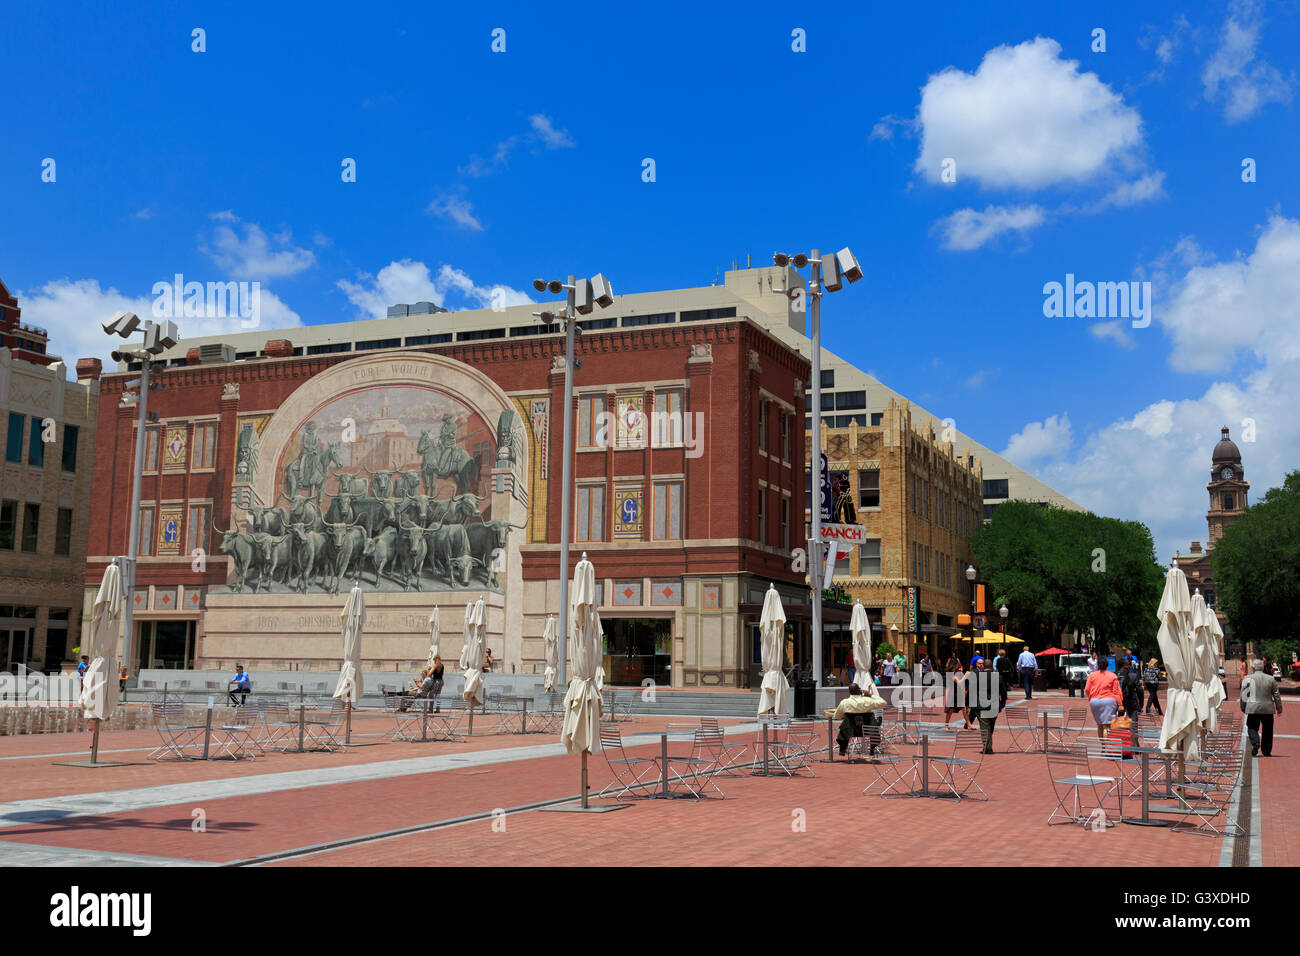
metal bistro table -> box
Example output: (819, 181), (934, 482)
(1121, 743), (1182, 827)
(495, 694), (535, 734)
(652, 724), (714, 798)
(752, 715), (787, 777)
(882, 731), (957, 798)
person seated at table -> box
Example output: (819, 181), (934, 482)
(822, 683), (887, 756)
(400, 667), (431, 711)
(1084, 658), (1122, 738)
(427, 656), (445, 711)
(227, 664), (252, 707)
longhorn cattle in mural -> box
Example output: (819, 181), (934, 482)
(217, 386), (522, 594)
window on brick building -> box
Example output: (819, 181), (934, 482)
(578, 396), (605, 449)
(138, 505), (156, 556)
(61, 425), (79, 473)
(186, 503), (211, 556)
(21, 503), (40, 552)
(780, 497), (789, 550)
(652, 388), (684, 446)
(870, 412), (883, 427)
(5, 413), (23, 464)
(27, 417), (45, 467)
(780, 412), (790, 460)
(192, 423), (217, 469)
(143, 427), (160, 471)
(859, 469), (880, 508)
(653, 481), (683, 541)
(54, 508), (73, 556)
(758, 399), (768, 453)
(0, 500), (16, 550)
(756, 487), (766, 544)
(859, 539), (882, 576)
(576, 485), (605, 541)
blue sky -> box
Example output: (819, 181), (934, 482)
(4, 0), (1299, 561)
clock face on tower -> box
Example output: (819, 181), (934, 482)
(1220, 467), (1234, 481)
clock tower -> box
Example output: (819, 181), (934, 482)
(1206, 426), (1248, 547)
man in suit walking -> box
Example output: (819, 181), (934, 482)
(1241, 660), (1284, 757)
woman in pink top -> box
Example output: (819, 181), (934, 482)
(1084, 657), (1123, 738)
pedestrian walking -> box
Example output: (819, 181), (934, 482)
(1240, 660), (1283, 757)
(1016, 646), (1037, 699)
(1085, 658), (1122, 739)
(1142, 658), (1163, 715)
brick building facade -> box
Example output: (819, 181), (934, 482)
(82, 318), (808, 689)
(806, 399), (983, 676)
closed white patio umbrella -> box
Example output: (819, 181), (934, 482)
(462, 597), (487, 710)
(562, 554), (603, 757)
(1208, 608), (1227, 718)
(1156, 565), (1199, 759)
(544, 553), (625, 814)
(334, 584), (365, 744)
(426, 606), (441, 668)
(543, 615), (558, 693)
(758, 585), (790, 717)
(1189, 590), (1220, 733)
(79, 562), (123, 766)
(850, 599), (877, 696)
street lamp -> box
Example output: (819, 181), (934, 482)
(101, 312), (179, 692)
(533, 273), (614, 689)
(774, 247), (862, 690)
(1000, 603), (1009, 643)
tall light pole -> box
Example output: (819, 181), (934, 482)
(532, 274), (614, 689)
(773, 247), (862, 690)
(102, 312), (178, 686)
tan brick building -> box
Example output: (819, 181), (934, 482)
(0, 281), (99, 672)
(806, 399), (983, 676)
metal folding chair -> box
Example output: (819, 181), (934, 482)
(148, 701), (203, 760)
(931, 729), (989, 800)
(698, 719), (748, 775)
(596, 726), (659, 800)
(1046, 744), (1119, 827)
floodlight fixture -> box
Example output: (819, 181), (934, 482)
(773, 252), (790, 268)
(590, 273), (614, 309)
(102, 311), (142, 338)
(143, 319), (179, 354)
(822, 252), (842, 293)
(533, 279), (548, 293)
(574, 278), (593, 315)
(547, 279), (563, 295)
(836, 247), (863, 283)
(792, 253), (808, 269)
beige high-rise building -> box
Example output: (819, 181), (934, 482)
(0, 279), (99, 672)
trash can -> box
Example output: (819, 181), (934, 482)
(794, 679), (816, 718)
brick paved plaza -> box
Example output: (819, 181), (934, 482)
(0, 685), (1292, 868)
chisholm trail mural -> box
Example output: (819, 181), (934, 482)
(214, 385), (524, 596)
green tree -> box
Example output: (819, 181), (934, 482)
(1213, 470), (1300, 654)
(971, 501), (1163, 653)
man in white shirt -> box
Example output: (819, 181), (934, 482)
(1016, 648), (1038, 699)
(1087, 654), (1098, 673)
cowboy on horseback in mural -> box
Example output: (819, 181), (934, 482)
(417, 413), (480, 495)
(284, 420), (342, 507)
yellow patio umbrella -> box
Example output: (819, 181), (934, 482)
(973, 629), (1022, 645)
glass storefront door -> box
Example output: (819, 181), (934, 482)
(137, 620), (196, 669)
(601, 618), (671, 687)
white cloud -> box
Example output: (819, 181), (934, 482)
(1158, 214), (1300, 373)
(1088, 172), (1167, 211)
(915, 37), (1144, 190)
(427, 193), (484, 232)
(15, 277), (301, 371)
(529, 113), (574, 149)
(459, 113), (576, 178)
(337, 260), (533, 318)
(1089, 320), (1137, 350)
(869, 114), (912, 142)
(1001, 414), (1073, 466)
(1203, 0), (1294, 123)
(935, 204), (1046, 251)
(201, 212), (316, 279)
(1029, 215), (1300, 559)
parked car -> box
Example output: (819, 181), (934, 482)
(1218, 665), (1226, 678)
(1061, 654), (1090, 689)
